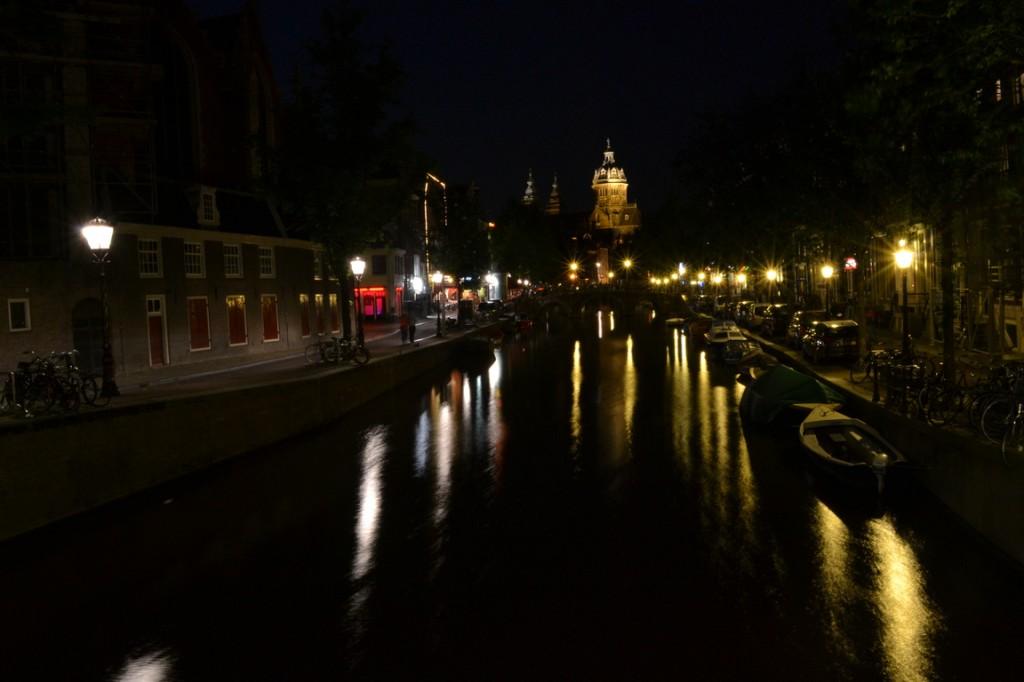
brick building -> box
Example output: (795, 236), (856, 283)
(1, 1), (341, 378)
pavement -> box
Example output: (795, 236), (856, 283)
(3, 315), (492, 419)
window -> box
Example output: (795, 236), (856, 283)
(138, 238), (162, 277)
(187, 297), (211, 351)
(258, 246), (275, 278)
(202, 193), (215, 221)
(995, 79), (1003, 102)
(372, 255), (387, 275)
(315, 293), (325, 334)
(223, 243), (243, 278)
(394, 255), (404, 275)
(313, 250), (324, 280)
(226, 295), (248, 346)
(7, 299), (30, 332)
(299, 293), (311, 337)
(329, 293), (340, 333)
(184, 241), (205, 278)
(261, 294), (280, 342)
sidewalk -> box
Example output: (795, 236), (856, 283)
(4, 316), (482, 420)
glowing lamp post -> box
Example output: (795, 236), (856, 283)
(350, 256), (366, 346)
(766, 269), (778, 304)
(622, 258), (633, 286)
(80, 218), (119, 397)
(895, 246), (914, 356)
(821, 264), (834, 314)
(736, 272), (747, 298)
(432, 270), (444, 337)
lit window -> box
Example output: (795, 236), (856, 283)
(223, 243), (243, 278)
(329, 293), (340, 332)
(261, 294), (280, 342)
(226, 295), (248, 346)
(7, 298), (30, 332)
(184, 242), (205, 278)
(299, 293), (311, 337)
(138, 238), (162, 277)
(258, 246), (275, 278)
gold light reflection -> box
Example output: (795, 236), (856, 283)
(352, 426), (387, 583)
(571, 340), (582, 444)
(487, 350), (507, 483)
(624, 334), (636, 442)
(813, 501), (855, 664)
(868, 518), (937, 682)
(609, 310), (616, 331)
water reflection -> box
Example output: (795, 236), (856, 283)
(351, 426), (387, 584)
(571, 340), (582, 446)
(113, 650), (172, 682)
(868, 517), (937, 682)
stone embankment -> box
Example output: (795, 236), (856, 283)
(746, 328), (1024, 568)
(0, 333), (490, 543)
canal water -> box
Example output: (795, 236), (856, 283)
(1, 315), (1021, 680)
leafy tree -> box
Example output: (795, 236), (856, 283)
(270, 1), (421, 336)
(849, 0), (1024, 375)
(492, 200), (562, 283)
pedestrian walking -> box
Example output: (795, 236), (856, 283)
(400, 312), (410, 343)
(408, 317), (417, 344)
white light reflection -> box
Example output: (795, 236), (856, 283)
(868, 518), (937, 682)
(352, 426), (387, 583)
(597, 310), (604, 339)
(434, 400), (454, 529)
(414, 409), (430, 476)
(115, 650), (172, 682)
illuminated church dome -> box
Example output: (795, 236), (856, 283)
(590, 139), (640, 236)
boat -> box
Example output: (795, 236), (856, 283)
(704, 320), (745, 351)
(739, 364), (843, 427)
(723, 338), (761, 365)
(686, 315), (713, 338)
(798, 405), (908, 495)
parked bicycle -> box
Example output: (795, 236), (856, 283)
(304, 335), (370, 366)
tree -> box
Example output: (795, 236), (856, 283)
(849, 0), (1024, 376)
(270, 1), (421, 337)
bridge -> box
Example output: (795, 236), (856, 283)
(521, 288), (692, 322)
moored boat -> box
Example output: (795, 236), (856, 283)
(723, 338), (762, 365)
(739, 364), (843, 427)
(798, 405), (908, 495)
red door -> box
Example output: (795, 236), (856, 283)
(148, 316), (165, 366)
(187, 298), (210, 351)
(227, 295), (248, 345)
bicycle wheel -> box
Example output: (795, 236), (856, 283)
(351, 346), (370, 366)
(980, 397), (1014, 443)
(305, 342), (323, 365)
(24, 375), (56, 415)
(323, 341), (341, 364)
(56, 377), (81, 414)
(0, 377), (13, 414)
(1002, 418), (1024, 468)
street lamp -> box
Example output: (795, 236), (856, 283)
(895, 245), (914, 355)
(821, 264), (834, 314)
(766, 268), (779, 305)
(595, 260), (601, 284)
(622, 258), (633, 286)
(80, 218), (119, 397)
(432, 270), (444, 337)
(350, 256), (366, 346)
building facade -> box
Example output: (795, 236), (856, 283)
(0, 1), (346, 378)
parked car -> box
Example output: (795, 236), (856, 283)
(748, 303), (773, 330)
(759, 304), (792, 337)
(734, 300), (756, 326)
(786, 310), (827, 348)
(801, 320), (860, 363)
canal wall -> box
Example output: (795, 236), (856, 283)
(752, 333), (1024, 567)
(0, 335), (483, 543)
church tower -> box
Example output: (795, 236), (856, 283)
(590, 139), (640, 237)
(545, 173), (561, 215)
(521, 169), (536, 206)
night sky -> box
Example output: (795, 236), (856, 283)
(192, 0), (847, 215)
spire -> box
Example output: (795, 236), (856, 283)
(545, 173), (561, 215)
(603, 138), (616, 166)
(522, 168), (535, 205)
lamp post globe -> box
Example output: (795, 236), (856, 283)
(766, 268), (779, 304)
(350, 256), (366, 346)
(820, 264), (834, 314)
(432, 270), (444, 337)
(895, 247), (914, 355)
(80, 218), (119, 398)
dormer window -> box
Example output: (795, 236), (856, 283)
(198, 186), (220, 227)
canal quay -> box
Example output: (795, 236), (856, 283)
(1, 313), (1021, 681)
